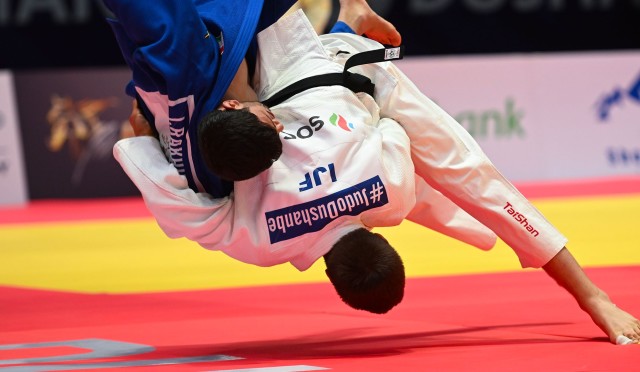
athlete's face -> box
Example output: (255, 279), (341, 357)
(218, 100), (284, 133)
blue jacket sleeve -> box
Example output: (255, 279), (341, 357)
(103, 0), (219, 102)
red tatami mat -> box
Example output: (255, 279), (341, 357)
(2, 267), (638, 371)
(0, 197), (150, 225)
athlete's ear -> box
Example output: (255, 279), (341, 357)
(219, 100), (243, 111)
(273, 119), (284, 133)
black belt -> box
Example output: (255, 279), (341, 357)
(261, 45), (404, 108)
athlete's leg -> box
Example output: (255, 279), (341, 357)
(375, 62), (567, 269)
(374, 61), (640, 345)
(406, 176), (497, 251)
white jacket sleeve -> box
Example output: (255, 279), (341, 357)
(113, 136), (235, 248)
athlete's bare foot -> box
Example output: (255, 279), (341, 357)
(543, 248), (640, 345)
(583, 293), (640, 345)
(337, 0), (401, 46)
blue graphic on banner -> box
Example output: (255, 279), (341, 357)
(594, 72), (640, 121)
(607, 147), (640, 166)
(265, 176), (388, 244)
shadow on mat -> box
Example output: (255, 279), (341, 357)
(153, 322), (600, 361)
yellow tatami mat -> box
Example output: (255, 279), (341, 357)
(1, 194), (639, 293)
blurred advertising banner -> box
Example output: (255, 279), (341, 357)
(321, 0), (640, 55)
(395, 50), (640, 182)
(380, 0), (640, 55)
(0, 0), (122, 69)
(1, 0), (639, 70)
(0, 70), (27, 206)
(13, 68), (140, 199)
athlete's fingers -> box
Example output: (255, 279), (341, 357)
(128, 99), (139, 127)
(128, 100), (154, 137)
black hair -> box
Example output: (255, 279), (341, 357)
(198, 108), (282, 181)
(324, 228), (405, 314)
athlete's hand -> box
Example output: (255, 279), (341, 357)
(129, 100), (154, 137)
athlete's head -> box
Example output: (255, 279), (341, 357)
(324, 228), (405, 314)
(198, 100), (284, 181)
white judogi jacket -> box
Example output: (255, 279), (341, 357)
(114, 14), (419, 271)
(115, 11), (567, 270)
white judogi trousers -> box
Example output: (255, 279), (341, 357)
(257, 11), (567, 268)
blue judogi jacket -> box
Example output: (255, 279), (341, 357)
(104, 0), (297, 197)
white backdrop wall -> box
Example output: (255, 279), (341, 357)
(395, 51), (640, 182)
(0, 71), (27, 206)
(1, 52), (639, 205)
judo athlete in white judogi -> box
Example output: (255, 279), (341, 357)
(115, 10), (500, 269)
(114, 10), (640, 344)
